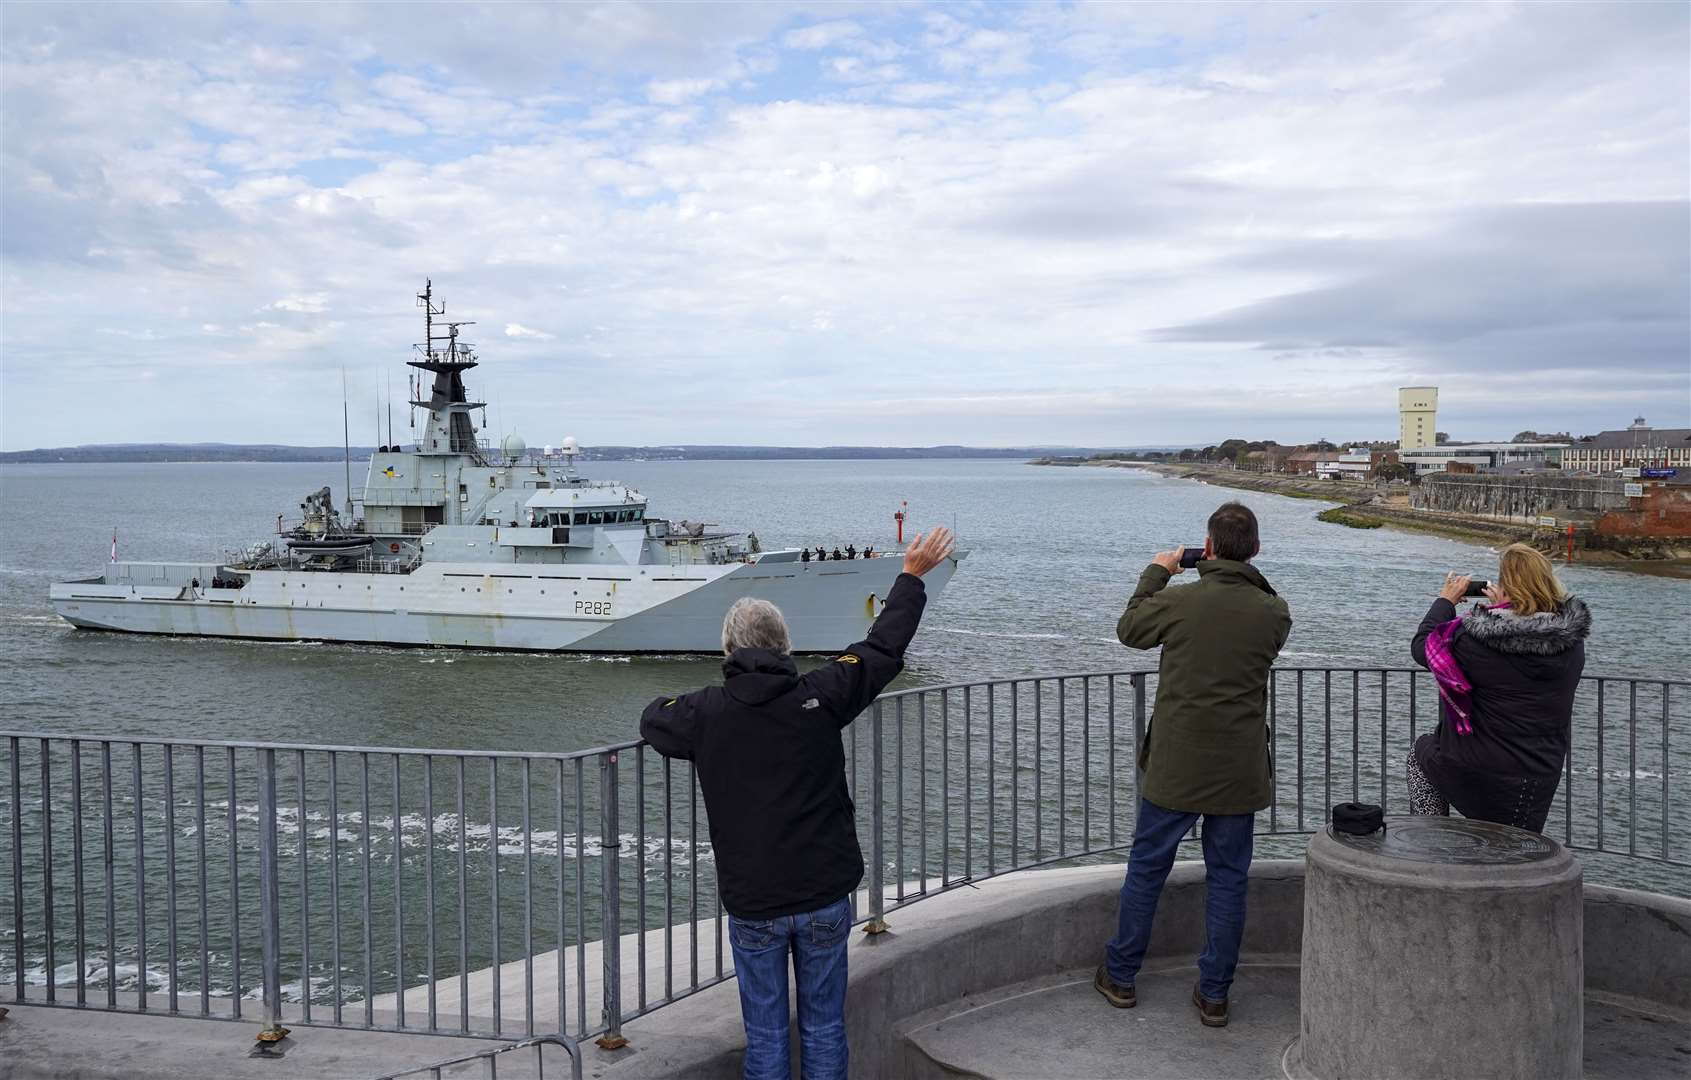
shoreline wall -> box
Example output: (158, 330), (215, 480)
(1412, 474), (1627, 522)
(1594, 485), (1691, 538)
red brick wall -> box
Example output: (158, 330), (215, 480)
(1594, 486), (1691, 537)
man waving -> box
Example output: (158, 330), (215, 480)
(641, 528), (956, 1080)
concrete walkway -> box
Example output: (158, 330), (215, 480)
(359, 906), (749, 1038)
(896, 963), (1690, 1080)
(0, 1004), (577, 1080)
(901, 962), (1302, 1079)
(359, 886), (883, 1037)
(6, 865), (1688, 1080)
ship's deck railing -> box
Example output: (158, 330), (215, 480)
(2, 668), (1684, 1052)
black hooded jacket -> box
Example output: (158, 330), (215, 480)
(1410, 595), (1591, 832)
(639, 573), (927, 919)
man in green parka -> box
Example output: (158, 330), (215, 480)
(1093, 501), (1291, 1028)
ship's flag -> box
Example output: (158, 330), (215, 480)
(111, 528), (117, 562)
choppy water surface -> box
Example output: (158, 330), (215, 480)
(1, 460), (1686, 1014)
(3, 459), (1685, 747)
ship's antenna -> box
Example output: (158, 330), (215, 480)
(341, 366), (353, 521)
(386, 369), (394, 448)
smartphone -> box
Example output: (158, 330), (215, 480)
(1463, 579), (1490, 598)
(1179, 546), (1205, 569)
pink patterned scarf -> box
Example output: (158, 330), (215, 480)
(1425, 602), (1510, 735)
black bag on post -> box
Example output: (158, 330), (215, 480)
(1331, 802), (1385, 835)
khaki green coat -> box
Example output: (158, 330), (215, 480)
(1118, 559), (1292, 815)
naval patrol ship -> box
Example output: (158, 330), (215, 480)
(49, 283), (964, 652)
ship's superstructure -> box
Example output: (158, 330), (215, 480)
(49, 283), (963, 652)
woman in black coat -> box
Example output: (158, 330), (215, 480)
(1408, 543), (1591, 833)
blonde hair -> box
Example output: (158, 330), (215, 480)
(1497, 544), (1566, 617)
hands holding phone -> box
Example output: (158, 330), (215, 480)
(1439, 573), (1506, 605)
(1152, 543), (1208, 575)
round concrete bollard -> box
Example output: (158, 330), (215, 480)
(1287, 817), (1582, 1080)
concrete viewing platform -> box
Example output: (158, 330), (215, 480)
(600, 851), (1690, 1080)
(3, 852), (1688, 1079)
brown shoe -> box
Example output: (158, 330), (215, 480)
(1093, 965), (1136, 1009)
(1192, 985), (1228, 1027)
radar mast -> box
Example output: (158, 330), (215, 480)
(407, 279), (488, 461)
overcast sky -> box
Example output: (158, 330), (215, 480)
(2, 1), (1686, 451)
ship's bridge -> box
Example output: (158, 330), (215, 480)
(522, 485), (647, 529)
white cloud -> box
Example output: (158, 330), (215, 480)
(1, 1), (1685, 451)
(505, 323), (555, 339)
(270, 294), (329, 314)
(646, 77), (721, 105)
(783, 21), (862, 51)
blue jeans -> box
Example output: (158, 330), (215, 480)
(1104, 797), (1255, 1001)
(727, 894), (853, 1080)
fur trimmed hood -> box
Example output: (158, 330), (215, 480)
(1461, 596), (1591, 657)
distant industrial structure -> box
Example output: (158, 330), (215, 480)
(1397, 386), (1438, 450)
(1386, 387), (1690, 480)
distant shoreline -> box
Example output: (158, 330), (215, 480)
(1031, 457), (1366, 501)
(1037, 459), (1691, 579)
(3, 444), (1168, 465)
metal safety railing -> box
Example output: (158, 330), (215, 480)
(3, 668), (1685, 1052)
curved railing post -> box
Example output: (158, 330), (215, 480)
(254, 747), (289, 1054)
(596, 750), (629, 1050)
(865, 703), (888, 934)
(1130, 674), (1147, 815)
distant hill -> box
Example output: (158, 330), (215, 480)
(2, 442), (1185, 464)
(0, 443), (381, 463)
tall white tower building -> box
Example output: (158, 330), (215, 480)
(1398, 386), (1438, 449)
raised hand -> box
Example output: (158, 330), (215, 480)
(901, 528), (956, 577)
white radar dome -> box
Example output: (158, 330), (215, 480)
(501, 433), (527, 461)
(561, 436), (580, 454)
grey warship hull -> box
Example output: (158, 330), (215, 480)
(51, 552), (959, 653)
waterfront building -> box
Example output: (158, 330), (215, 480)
(1313, 447), (1386, 480)
(1397, 386), (1438, 449)
(1561, 417), (1691, 474)
(1284, 449), (1325, 475)
(1398, 441), (1568, 477)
